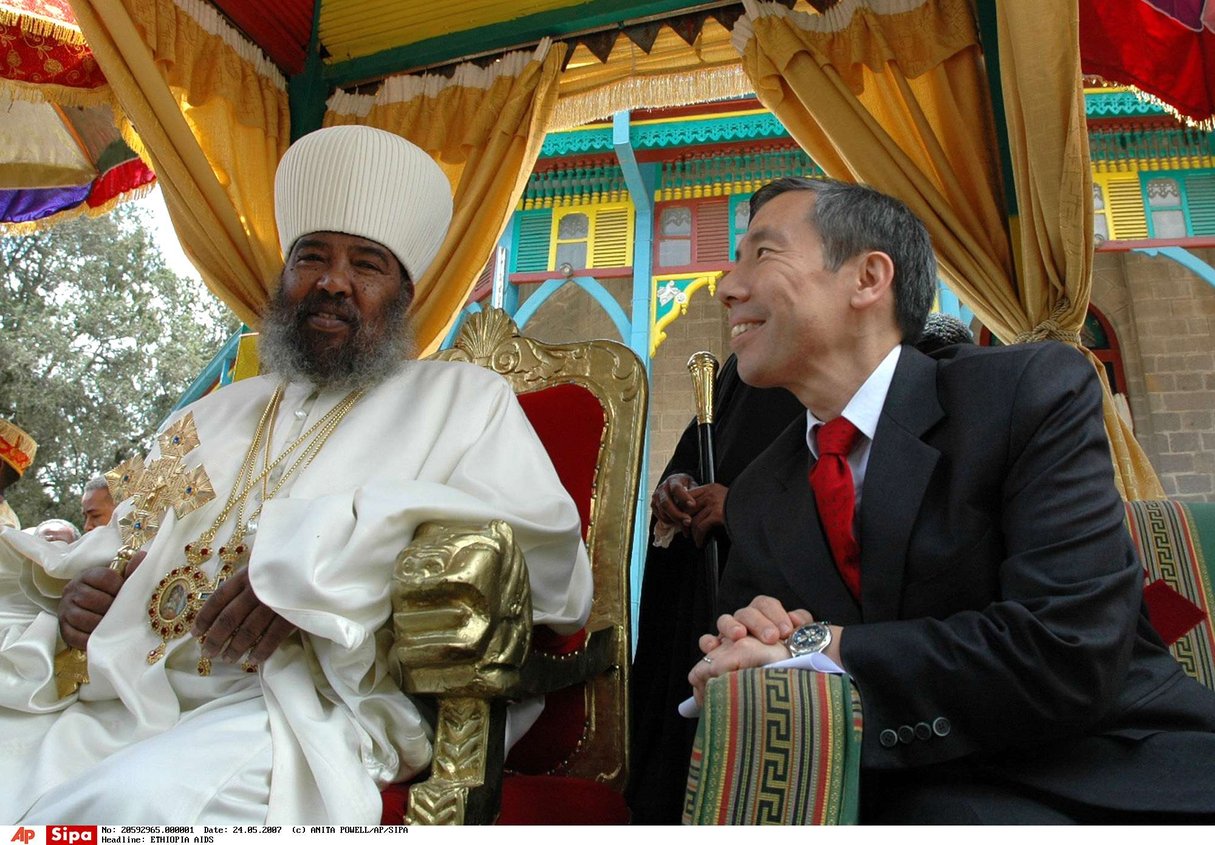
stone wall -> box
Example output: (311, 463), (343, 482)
(644, 289), (732, 495)
(516, 278), (629, 346)
(1093, 248), (1215, 502)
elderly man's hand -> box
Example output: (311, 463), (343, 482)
(651, 472), (698, 529)
(687, 483), (728, 548)
(193, 568), (296, 666)
(59, 551), (145, 650)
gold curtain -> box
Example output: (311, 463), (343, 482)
(735, 0), (1162, 498)
(994, 1), (1161, 498)
(69, 0), (289, 326)
(325, 42), (564, 354)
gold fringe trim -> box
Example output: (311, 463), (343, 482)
(114, 114), (154, 170)
(551, 64), (753, 131)
(1125, 85), (1215, 131)
(0, 77), (110, 108)
(0, 181), (155, 236)
(0, 7), (86, 45)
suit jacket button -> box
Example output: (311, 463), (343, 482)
(879, 729), (898, 748)
(897, 725), (915, 745)
(914, 721), (933, 741)
(932, 717), (952, 737)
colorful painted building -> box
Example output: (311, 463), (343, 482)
(442, 87), (1215, 522)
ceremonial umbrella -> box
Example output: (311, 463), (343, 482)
(0, 0), (154, 231)
(1080, 0), (1215, 126)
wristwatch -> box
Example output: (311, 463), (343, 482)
(785, 621), (832, 657)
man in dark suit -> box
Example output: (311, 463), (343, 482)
(687, 177), (1215, 823)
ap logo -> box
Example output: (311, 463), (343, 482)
(9, 828), (35, 844)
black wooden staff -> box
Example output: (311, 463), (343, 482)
(686, 350), (720, 616)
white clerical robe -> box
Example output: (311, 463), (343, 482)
(0, 359), (593, 824)
(0, 499), (19, 530)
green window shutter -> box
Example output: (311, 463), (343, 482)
(1184, 173), (1215, 236)
(513, 210), (553, 272)
(1108, 178), (1148, 240)
(695, 199), (731, 263)
(592, 207), (631, 267)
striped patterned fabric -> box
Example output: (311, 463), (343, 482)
(683, 669), (861, 825)
(1125, 500), (1215, 691)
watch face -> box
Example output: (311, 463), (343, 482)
(789, 623), (830, 655)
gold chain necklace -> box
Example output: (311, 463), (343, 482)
(146, 384), (364, 671)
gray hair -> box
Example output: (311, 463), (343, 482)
(258, 270), (416, 389)
(84, 475), (110, 495)
(749, 177), (937, 345)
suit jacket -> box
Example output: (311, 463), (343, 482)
(722, 342), (1215, 818)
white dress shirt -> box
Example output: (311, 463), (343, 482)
(805, 345), (902, 522)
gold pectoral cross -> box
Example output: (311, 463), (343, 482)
(53, 414), (216, 698)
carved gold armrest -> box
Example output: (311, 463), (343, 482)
(390, 519), (610, 824)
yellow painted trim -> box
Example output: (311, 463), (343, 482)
(1092, 170), (1149, 241)
(548, 201), (635, 270)
(630, 107), (769, 127)
(650, 271), (722, 356)
(232, 333), (261, 383)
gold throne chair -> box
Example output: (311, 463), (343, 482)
(382, 308), (647, 825)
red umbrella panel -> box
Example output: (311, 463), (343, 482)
(1081, 0), (1215, 127)
(0, 0), (154, 232)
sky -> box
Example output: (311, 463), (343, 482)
(131, 185), (203, 282)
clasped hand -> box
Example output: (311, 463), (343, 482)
(651, 473), (728, 548)
(687, 596), (817, 704)
(192, 568), (296, 667)
(58, 551), (295, 666)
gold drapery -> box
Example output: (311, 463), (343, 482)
(994, 1), (1161, 498)
(69, 0), (289, 326)
(734, 0), (1162, 498)
(325, 42), (564, 353)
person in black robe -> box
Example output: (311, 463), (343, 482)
(626, 354), (804, 824)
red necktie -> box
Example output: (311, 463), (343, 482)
(810, 416), (862, 601)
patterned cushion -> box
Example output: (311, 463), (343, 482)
(683, 669), (862, 825)
(1125, 500), (1215, 691)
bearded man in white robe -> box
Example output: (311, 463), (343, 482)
(0, 126), (592, 824)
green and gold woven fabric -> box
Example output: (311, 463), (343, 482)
(683, 669), (861, 825)
(1125, 500), (1215, 691)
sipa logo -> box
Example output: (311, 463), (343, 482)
(47, 829), (95, 845)
(10, 829), (35, 845)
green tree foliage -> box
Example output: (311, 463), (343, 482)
(0, 204), (238, 528)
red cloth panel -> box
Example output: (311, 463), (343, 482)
(497, 775), (630, 825)
(517, 383), (605, 541)
(1144, 578), (1207, 646)
(1080, 0), (1215, 123)
(87, 159), (157, 208)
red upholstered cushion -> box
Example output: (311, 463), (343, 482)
(504, 683), (588, 774)
(497, 775), (630, 825)
(505, 625), (590, 773)
(517, 384), (605, 541)
(380, 784), (409, 824)
(380, 776), (628, 825)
